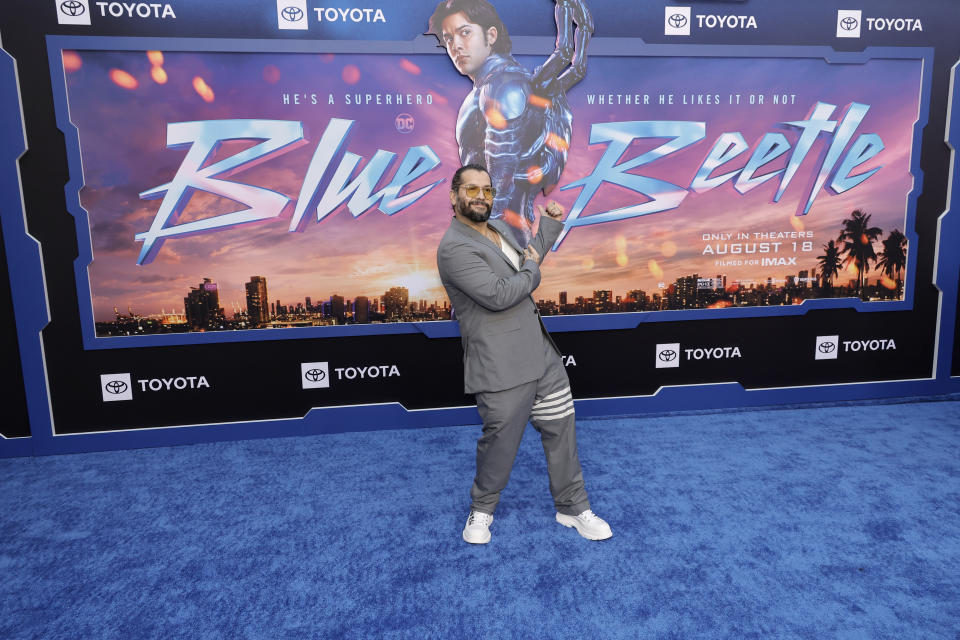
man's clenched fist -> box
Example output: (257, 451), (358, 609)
(537, 201), (565, 220)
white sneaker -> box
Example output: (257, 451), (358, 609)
(556, 509), (613, 540)
(462, 510), (493, 544)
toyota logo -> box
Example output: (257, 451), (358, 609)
(104, 380), (128, 394)
(839, 16), (858, 30)
(818, 341), (837, 353)
(668, 13), (687, 29)
(304, 368), (326, 382)
(60, 0), (85, 16)
(658, 349), (677, 362)
(281, 6), (304, 22)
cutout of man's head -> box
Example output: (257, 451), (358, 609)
(428, 0), (513, 78)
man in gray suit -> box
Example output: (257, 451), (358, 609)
(437, 164), (612, 544)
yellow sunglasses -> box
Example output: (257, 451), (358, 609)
(459, 184), (496, 200)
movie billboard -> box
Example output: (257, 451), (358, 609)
(4, 0), (956, 450)
(59, 42), (922, 345)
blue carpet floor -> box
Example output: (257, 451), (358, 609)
(2, 399), (959, 639)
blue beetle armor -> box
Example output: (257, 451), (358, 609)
(456, 0), (593, 246)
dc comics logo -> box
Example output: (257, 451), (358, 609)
(395, 113), (415, 134)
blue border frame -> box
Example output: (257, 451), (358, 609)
(2, 36), (955, 458)
(45, 35), (933, 349)
(12, 379), (958, 458)
(0, 40), (48, 456)
(935, 57), (960, 381)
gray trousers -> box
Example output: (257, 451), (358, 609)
(470, 332), (591, 517)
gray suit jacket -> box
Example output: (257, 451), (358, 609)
(437, 215), (563, 394)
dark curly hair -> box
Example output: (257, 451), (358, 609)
(450, 163), (490, 195)
(427, 0), (513, 56)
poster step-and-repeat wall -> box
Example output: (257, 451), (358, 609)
(2, 0), (959, 457)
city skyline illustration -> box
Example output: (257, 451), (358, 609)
(62, 50), (921, 323)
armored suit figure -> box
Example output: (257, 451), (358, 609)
(455, 54), (573, 245)
(431, 0), (592, 247)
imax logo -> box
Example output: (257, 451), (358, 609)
(277, 0), (307, 30)
(301, 362), (330, 388)
(101, 373), (132, 402)
(56, 0), (91, 24)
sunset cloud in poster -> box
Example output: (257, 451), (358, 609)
(62, 50), (922, 321)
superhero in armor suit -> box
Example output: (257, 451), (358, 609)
(429, 0), (593, 246)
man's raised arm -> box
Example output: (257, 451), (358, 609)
(527, 201), (566, 263)
(438, 243), (541, 312)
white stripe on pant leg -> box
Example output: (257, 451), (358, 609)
(538, 386), (571, 403)
(533, 387), (571, 407)
(531, 404), (575, 421)
(533, 391), (572, 411)
(532, 399), (573, 415)
(531, 400), (574, 419)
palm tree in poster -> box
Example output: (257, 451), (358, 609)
(837, 209), (882, 299)
(817, 239), (842, 294)
(877, 229), (907, 295)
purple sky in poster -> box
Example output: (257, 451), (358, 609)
(62, 49), (921, 320)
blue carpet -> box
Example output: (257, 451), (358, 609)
(2, 400), (959, 639)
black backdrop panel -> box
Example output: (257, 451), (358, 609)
(1, 0), (959, 454)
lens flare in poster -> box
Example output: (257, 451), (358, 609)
(59, 46), (921, 338)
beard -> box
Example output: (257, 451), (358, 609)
(455, 196), (491, 223)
